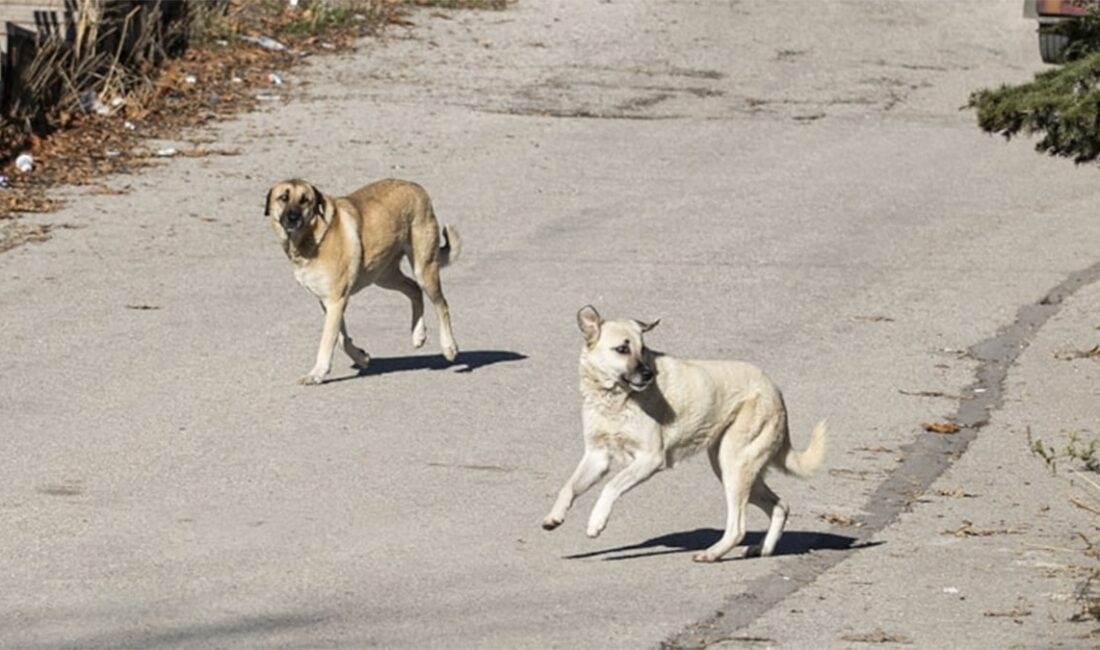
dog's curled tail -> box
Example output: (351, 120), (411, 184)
(439, 225), (461, 267)
(776, 419), (827, 478)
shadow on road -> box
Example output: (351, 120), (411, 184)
(327, 350), (527, 382)
(564, 527), (881, 561)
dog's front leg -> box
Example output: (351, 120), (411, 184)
(301, 296), (347, 385)
(586, 452), (663, 538)
(542, 448), (610, 531)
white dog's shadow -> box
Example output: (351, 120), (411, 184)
(563, 528), (880, 562)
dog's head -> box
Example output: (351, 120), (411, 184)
(577, 305), (660, 392)
(264, 179), (328, 240)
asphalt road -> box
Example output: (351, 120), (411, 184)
(2, 1), (1100, 648)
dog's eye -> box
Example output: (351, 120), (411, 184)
(613, 344), (630, 354)
(279, 192), (289, 203)
(299, 195), (309, 205)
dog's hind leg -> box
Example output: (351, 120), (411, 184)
(413, 260), (458, 363)
(708, 440), (789, 559)
(542, 448), (610, 531)
(744, 479), (788, 558)
(694, 447), (752, 563)
(375, 267), (427, 349)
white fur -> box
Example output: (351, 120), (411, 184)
(543, 306), (827, 562)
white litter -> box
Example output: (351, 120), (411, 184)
(15, 153), (33, 173)
(241, 35), (288, 51)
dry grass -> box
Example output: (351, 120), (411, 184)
(0, 0), (508, 223)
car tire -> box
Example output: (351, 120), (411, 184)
(1040, 31), (1070, 63)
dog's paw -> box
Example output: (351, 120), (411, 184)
(585, 523), (604, 538)
(349, 352), (371, 370)
(298, 373), (324, 386)
(442, 342), (458, 363)
(743, 544), (763, 559)
(541, 516), (562, 531)
(692, 551), (721, 563)
(412, 322), (427, 349)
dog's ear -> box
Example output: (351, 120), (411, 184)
(263, 188), (273, 217)
(577, 305), (602, 344)
(635, 318), (660, 333)
(310, 184), (326, 219)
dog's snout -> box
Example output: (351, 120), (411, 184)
(639, 365), (654, 381)
(281, 210), (304, 231)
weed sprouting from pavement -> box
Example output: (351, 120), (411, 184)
(1028, 429), (1100, 474)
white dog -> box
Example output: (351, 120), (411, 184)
(542, 305), (827, 562)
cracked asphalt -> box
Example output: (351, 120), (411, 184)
(1, 1), (1099, 647)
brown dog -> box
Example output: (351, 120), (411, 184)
(266, 178), (460, 384)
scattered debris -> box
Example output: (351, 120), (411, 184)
(125, 304), (161, 311)
(942, 586), (959, 594)
(841, 628), (912, 644)
(154, 148), (179, 158)
(821, 513), (862, 527)
(0, 176), (10, 189)
(983, 608), (1031, 618)
(853, 315), (895, 322)
(266, 72), (285, 85)
(241, 35), (289, 51)
(856, 445), (895, 454)
(943, 520), (1023, 537)
(899, 389), (961, 399)
(922, 421), (960, 435)
(1071, 497), (1100, 517)
(829, 468), (882, 481)
(1054, 344), (1100, 360)
(931, 487), (978, 499)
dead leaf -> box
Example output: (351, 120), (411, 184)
(821, 513), (861, 527)
(922, 421), (960, 434)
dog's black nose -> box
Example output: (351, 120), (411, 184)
(282, 212), (303, 231)
(639, 366), (654, 381)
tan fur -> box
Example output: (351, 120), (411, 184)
(266, 178), (460, 384)
(542, 305), (827, 562)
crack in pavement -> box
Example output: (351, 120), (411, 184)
(662, 259), (1100, 649)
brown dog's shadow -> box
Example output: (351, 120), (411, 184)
(327, 350), (527, 382)
(563, 528), (881, 562)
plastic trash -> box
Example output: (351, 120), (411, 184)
(0, 175), (11, 189)
(266, 72), (284, 85)
(155, 148), (178, 158)
(183, 74), (197, 84)
(15, 153), (33, 173)
(241, 35), (288, 51)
